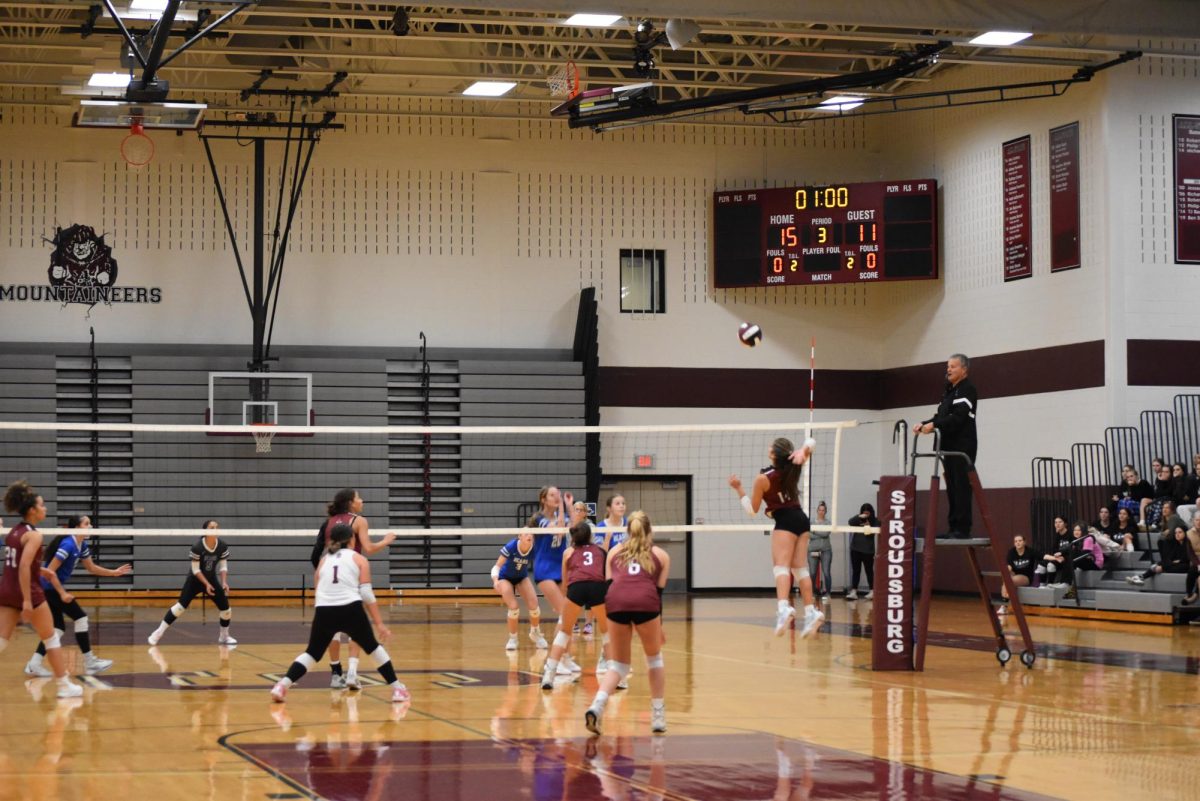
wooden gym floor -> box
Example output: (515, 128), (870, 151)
(1, 595), (1198, 801)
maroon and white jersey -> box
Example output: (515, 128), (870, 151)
(325, 513), (362, 553)
(605, 550), (663, 614)
(762, 468), (800, 515)
(566, 544), (606, 584)
(0, 522), (46, 609)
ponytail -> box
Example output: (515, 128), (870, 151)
(618, 511), (656, 573)
(770, 438), (801, 503)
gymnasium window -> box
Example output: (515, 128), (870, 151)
(619, 248), (666, 314)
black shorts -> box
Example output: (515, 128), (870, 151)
(606, 609), (660, 625)
(566, 580), (607, 609)
(306, 602), (380, 659)
(178, 573), (229, 611)
(771, 507), (811, 537)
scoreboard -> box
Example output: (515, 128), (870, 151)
(713, 179), (939, 287)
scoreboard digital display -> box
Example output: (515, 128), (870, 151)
(713, 179), (939, 287)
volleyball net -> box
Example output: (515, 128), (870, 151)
(0, 419), (870, 535)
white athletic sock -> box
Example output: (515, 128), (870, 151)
(544, 658), (559, 673)
(279, 677), (294, 688)
(651, 697), (665, 710)
(804, 604), (815, 615)
(154, 622), (169, 636)
(347, 657), (359, 675)
(777, 599), (789, 611)
(593, 690), (609, 706)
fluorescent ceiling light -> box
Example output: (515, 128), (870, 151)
(564, 13), (622, 26)
(968, 31), (1032, 46)
(129, 0), (169, 10)
(88, 72), (131, 88)
(817, 95), (863, 111)
(462, 81), (517, 97)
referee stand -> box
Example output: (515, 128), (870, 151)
(874, 428), (1037, 672)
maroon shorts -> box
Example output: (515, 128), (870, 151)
(0, 580), (45, 610)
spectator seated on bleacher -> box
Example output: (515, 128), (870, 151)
(1125, 523), (1199, 602)
(999, 534), (1043, 613)
(1156, 500), (1185, 542)
(1178, 453), (1200, 527)
(1062, 522), (1104, 600)
(1091, 507), (1132, 553)
(1145, 462), (1175, 531)
(1110, 464), (1152, 525)
(1112, 507), (1140, 552)
(1042, 516), (1075, 589)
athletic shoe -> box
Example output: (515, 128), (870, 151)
(541, 667), (555, 690)
(585, 701), (606, 735)
(596, 657), (607, 675)
(84, 654), (114, 675)
(556, 661), (575, 676)
(330, 674), (347, 689)
(563, 654), (582, 673)
(650, 706), (667, 733)
(56, 680), (83, 699)
(774, 605), (796, 636)
(800, 608), (825, 638)
(24, 657), (52, 678)
(505, 635), (519, 651)
(346, 673), (362, 691)
(147, 628), (163, 646)
(617, 674), (629, 690)
(391, 684), (411, 703)
(863, 590), (874, 601)
(582, 621), (594, 637)
(819, 594), (831, 604)
(270, 681), (288, 703)
(572, 622), (581, 635)
(529, 629), (548, 649)
(845, 590), (858, 601)
(218, 631), (237, 645)
(1125, 575), (1145, 586)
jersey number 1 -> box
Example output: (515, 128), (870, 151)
(331, 566), (339, 584)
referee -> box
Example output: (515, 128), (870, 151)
(914, 353), (978, 539)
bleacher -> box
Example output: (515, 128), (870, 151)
(1020, 393), (1200, 624)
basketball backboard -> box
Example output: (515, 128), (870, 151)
(205, 372), (314, 428)
(74, 99), (206, 129)
(550, 82), (656, 117)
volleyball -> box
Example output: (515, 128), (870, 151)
(738, 322), (763, 347)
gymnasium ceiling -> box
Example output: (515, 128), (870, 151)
(0, 0), (1197, 124)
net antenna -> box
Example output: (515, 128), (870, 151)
(547, 59), (581, 98)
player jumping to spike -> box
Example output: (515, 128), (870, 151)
(729, 437), (824, 637)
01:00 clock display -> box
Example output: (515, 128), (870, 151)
(712, 179), (939, 287)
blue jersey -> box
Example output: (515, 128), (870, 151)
(531, 513), (566, 582)
(498, 538), (534, 581)
(594, 518), (628, 548)
(41, 536), (89, 589)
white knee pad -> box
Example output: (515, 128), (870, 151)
(296, 653), (316, 669)
(553, 631), (570, 649)
(507, 608), (521, 619)
(369, 646), (391, 667)
(170, 603), (186, 617)
(43, 632), (63, 650)
(74, 617), (89, 634)
(609, 661), (631, 680)
(792, 567), (810, 580)
(219, 609), (232, 621)
(645, 653), (664, 670)
(773, 565), (791, 579)
(338, 632), (350, 644)
(54, 627), (65, 641)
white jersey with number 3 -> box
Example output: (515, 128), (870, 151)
(316, 548), (363, 607)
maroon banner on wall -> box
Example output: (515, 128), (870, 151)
(1049, 122), (1081, 272)
(872, 475), (916, 672)
(1176, 115), (1200, 264)
(1002, 135), (1033, 281)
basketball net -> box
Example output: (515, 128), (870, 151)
(250, 423), (275, 453)
(121, 120), (155, 170)
(547, 60), (580, 98)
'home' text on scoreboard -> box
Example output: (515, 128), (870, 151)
(713, 180), (939, 287)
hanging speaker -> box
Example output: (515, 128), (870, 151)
(664, 19), (701, 50)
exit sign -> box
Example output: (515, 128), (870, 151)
(634, 454), (655, 469)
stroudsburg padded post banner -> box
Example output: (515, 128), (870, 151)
(872, 475), (916, 671)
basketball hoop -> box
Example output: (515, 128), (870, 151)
(547, 60), (580, 98)
(250, 423), (276, 453)
(121, 120), (155, 170)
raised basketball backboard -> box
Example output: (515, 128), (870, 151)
(206, 372), (314, 428)
(550, 82), (655, 118)
(74, 99), (206, 130)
